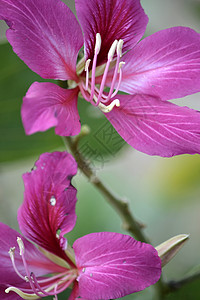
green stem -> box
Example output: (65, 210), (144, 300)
(63, 136), (149, 243)
(168, 271), (200, 292)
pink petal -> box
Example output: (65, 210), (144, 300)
(119, 27), (200, 100)
(0, 0), (83, 80)
(75, 0), (148, 65)
(21, 82), (81, 136)
(105, 94), (200, 157)
(74, 232), (161, 299)
(18, 152), (78, 259)
(0, 223), (64, 291)
(0, 288), (19, 300)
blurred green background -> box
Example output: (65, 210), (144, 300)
(0, 0), (200, 299)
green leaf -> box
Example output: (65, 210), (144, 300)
(0, 42), (63, 163)
(0, 42), (126, 164)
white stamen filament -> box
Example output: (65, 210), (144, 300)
(111, 64), (124, 98)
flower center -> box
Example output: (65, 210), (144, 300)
(79, 33), (125, 113)
(6, 237), (78, 300)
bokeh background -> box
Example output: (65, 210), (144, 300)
(0, 0), (200, 299)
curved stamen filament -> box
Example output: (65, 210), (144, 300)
(110, 62), (125, 98)
(94, 85), (107, 100)
(36, 270), (70, 284)
(79, 83), (91, 102)
(31, 273), (51, 297)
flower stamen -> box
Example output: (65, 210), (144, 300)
(85, 59), (91, 91)
(9, 247), (28, 281)
(82, 33), (124, 113)
(94, 40), (118, 107)
(17, 237), (32, 284)
(110, 61), (125, 98)
(105, 40), (125, 100)
(89, 33), (101, 103)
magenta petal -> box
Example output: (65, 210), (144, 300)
(18, 152), (78, 258)
(0, 223), (63, 291)
(105, 94), (200, 157)
(0, 287), (20, 300)
(21, 82), (81, 136)
(120, 27), (200, 100)
(76, 0), (148, 65)
(0, 0), (83, 80)
(74, 232), (161, 299)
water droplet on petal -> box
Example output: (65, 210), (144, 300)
(82, 268), (86, 273)
(50, 196), (56, 206)
(123, 260), (126, 264)
(90, 273), (93, 277)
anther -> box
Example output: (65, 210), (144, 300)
(9, 247), (15, 258)
(118, 61), (125, 73)
(117, 39), (124, 57)
(85, 59), (91, 71)
(95, 33), (101, 54)
(17, 237), (25, 256)
(89, 33), (101, 102)
(108, 40), (118, 60)
(9, 246), (27, 281)
(85, 59), (91, 91)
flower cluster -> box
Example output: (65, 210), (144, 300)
(1, 0), (200, 156)
(0, 152), (161, 299)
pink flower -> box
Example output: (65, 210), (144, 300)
(0, 152), (161, 299)
(1, 0), (200, 156)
